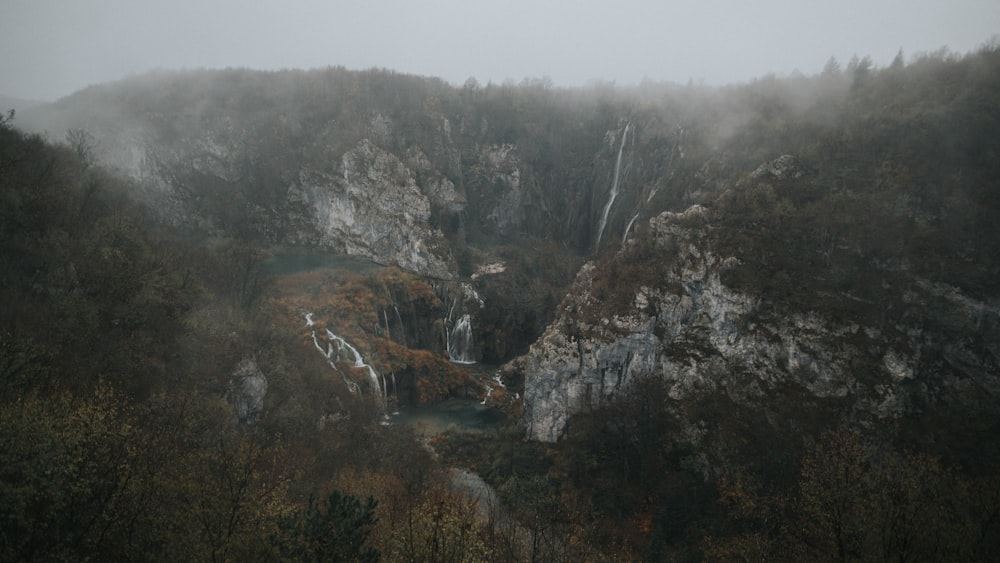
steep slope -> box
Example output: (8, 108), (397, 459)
(516, 50), (1000, 443)
(14, 49), (1000, 444)
(18, 69), (619, 277)
(520, 201), (1000, 441)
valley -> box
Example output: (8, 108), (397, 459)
(2, 45), (1000, 560)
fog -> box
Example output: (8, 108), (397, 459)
(2, 0), (998, 101)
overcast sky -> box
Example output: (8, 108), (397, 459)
(2, 0), (998, 101)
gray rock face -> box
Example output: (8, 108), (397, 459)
(226, 359), (268, 424)
(291, 139), (457, 278)
(92, 123), (465, 278)
(750, 154), (803, 180)
(474, 144), (523, 236)
(520, 205), (1000, 442)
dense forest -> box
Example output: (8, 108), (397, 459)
(2, 42), (1000, 561)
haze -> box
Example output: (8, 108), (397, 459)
(2, 0), (998, 101)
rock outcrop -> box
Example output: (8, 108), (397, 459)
(290, 139), (457, 278)
(519, 205), (1000, 442)
(226, 359), (268, 424)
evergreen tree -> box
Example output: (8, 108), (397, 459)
(275, 491), (379, 563)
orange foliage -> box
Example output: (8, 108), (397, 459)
(268, 266), (473, 405)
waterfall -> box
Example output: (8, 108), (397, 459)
(382, 374), (389, 415)
(393, 306), (406, 346)
(325, 328), (383, 406)
(304, 313), (385, 415)
(621, 125), (683, 248)
(310, 328), (361, 396)
(595, 121), (631, 250)
(622, 212), (641, 248)
(382, 309), (391, 340)
(447, 313), (475, 364)
(390, 372), (399, 414)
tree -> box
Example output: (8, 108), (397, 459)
(890, 48), (906, 71)
(276, 491), (380, 563)
(0, 386), (154, 561)
(822, 56), (842, 77)
(65, 127), (96, 168)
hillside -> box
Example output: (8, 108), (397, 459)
(4, 44), (1000, 560)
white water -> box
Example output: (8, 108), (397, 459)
(310, 328), (362, 395)
(382, 374), (389, 413)
(621, 125), (684, 247)
(393, 306), (406, 346)
(305, 313), (386, 416)
(447, 313), (476, 364)
(622, 212), (641, 248)
(390, 372), (399, 414)
(325, 328), (384, 410)
(595, 121), (631, 250)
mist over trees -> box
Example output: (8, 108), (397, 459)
(2, 42), (1000, 560)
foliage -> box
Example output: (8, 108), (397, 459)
(0, 387), (140, 561)
(4, 42), (1000, 561)
(275, 491), (379, 563)
(705, 430), (1000, 562)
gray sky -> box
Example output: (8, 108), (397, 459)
(2, 0), (998, 101)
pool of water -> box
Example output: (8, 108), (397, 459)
(262, 250), (385, 275)
(391, 399), (507, 436)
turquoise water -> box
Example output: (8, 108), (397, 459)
(391, 399), (506, 435)
(262, 250), (385, 275)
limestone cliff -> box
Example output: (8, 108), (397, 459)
(519, 204), (1000, 442)
(287, 139), (456, 278)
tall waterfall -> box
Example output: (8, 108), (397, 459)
(447, 313), (475, 364)
(595, 121), (631, 250)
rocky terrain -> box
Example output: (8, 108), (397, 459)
(6, 48), (1000, 560)
(519, 198), (1000, 441)
(16, 55), (1000, 447)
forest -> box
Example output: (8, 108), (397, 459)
(2, 43), (1000, 562)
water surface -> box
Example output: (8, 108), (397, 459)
(262, 250), (385, 275)
(392, 399), (506, 436)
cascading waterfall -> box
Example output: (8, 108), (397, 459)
(309, 327), (361, 396)
(595, 121), (631, 250)
(481, 370), (507, 405)
(447, 313), (475, 364)
(305, 312), (386, 417)
(325, 328), (385, 415)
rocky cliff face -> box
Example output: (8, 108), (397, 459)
(17, 78), (546, 281)
(226, 359), (268, 424)
(287, 139), (457, 278)
(18, 66), (999, 429)
(519, 204), (1000, 442)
